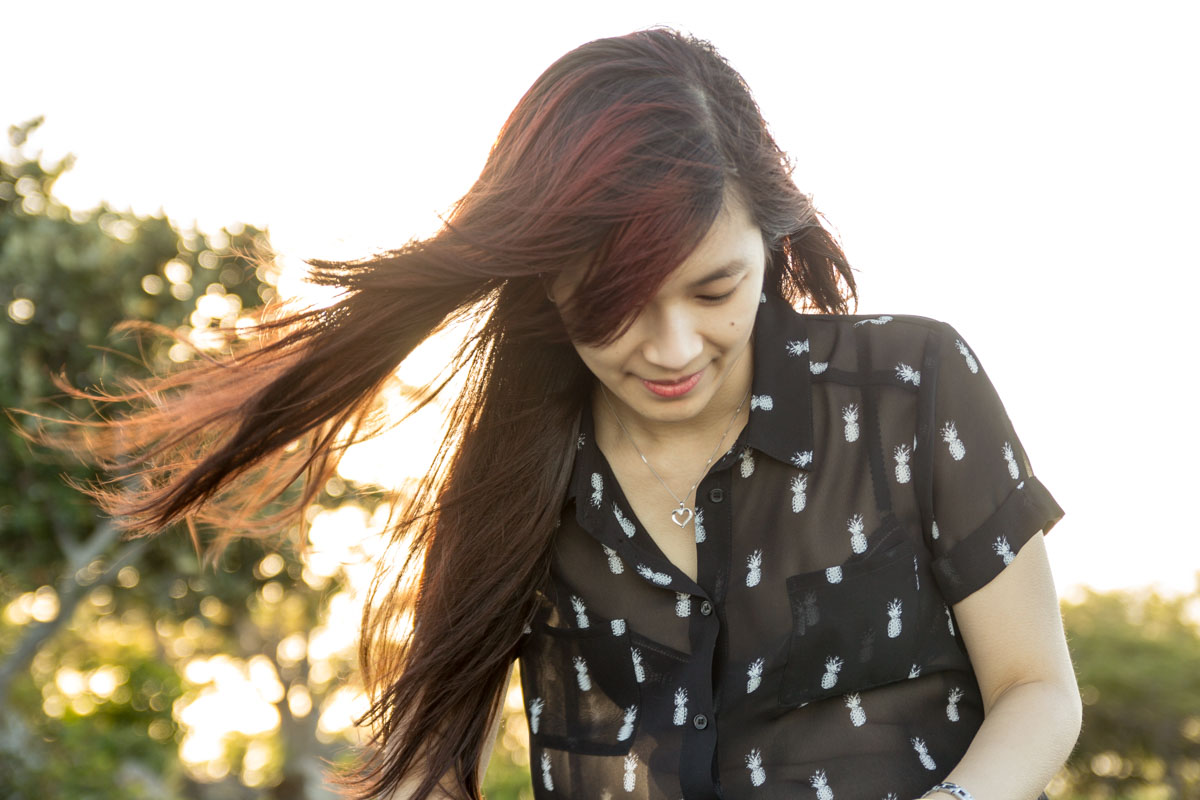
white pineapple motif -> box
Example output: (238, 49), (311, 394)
(810, 361), (829, 375)
(617, 704), (637, 741)
(571, 595), (589, 628)
(883, 795), (899, 800)
(821, 656), (843, 690)
(911, 737), (937, 770)
(804, 590), (820, 626)
(672, 688), (688, 726)
(947, 688), (964, 722)
(623, 753), (638, 792)
(746, 748), (766, 787)
(940, 421), (966, 460)
(955, 338), (979, 373)
(694, 507), (707, 544)
(746, 550), (763, 587)
(541, 752), (553, 791)
(529, 697), (544, 734)
(931, 519), (940, 540)
(747, 658), (765, 693)
(1002, 442), (1019, 479)
(631, 648), (645, 683)
(573, 656), (591, 691)
(886, 599), (903, 638)
(590, 472), (603, 508)
(847, 514), (867, 554)
(842, 404), (860, 442)
(810, 769), (834, 800)
(603, 544), (624, 574)
(893, 444), (912, 484)
(790, 475), (808, 513)
(636, 564), (672, 585)
(895, 363), (921, 386)
(845, 693), (866, 727)
(577, 432), (586, 450)
(613, 503), (636, 537)
(751, 395), (774, 411)
(908, 664), (922, 679)
(786, 338), (810, 356)
(675, 592), (691, 617)
(791, 450), (814, 468)
(611, 619), (626, 637)
(944, 604), (956, 636)
(993, 536), (1015, 565)
(826, 565), (842, 584)
(738, 446), (756, 477)
(854, 315), (893, 326)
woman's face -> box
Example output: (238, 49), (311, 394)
(550, 191), (768, 431)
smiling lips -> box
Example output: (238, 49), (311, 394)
(642, 369), (703, 397)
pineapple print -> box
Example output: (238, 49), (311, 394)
(746, 550), (763, 587)
(993, 536), (1015, 565)
(826, 565), (842, 584)
(694, 507), (706, 544)
(955, 338), (979, 373)
(908, 664), (922, 679)
(636, 564), (672, 585)
(810, 361), (829, 375)
(931, 519), (940, 540)
(940, 421), (966, 460)
(529, 697), (544, 734)
(541, 751), (553, 791)
(842, 404), (860, 442)
(746, 748), (766, 787)
(895, 363), (921, 386)
(573, 656), (591, 691)
(791, 450), (814, 468)
(603, 544), (624, 574)
(787, 338), (810, 356)
(747, 658), (765, 693)
(847, 514), (867, 554)
(911, 737), (937, 770)
(675, 592), (691, 617)
(944, 604), (956, 636)
(617, 704), (637, 741)
(577, 432), (586, 450)
(790, 475), (808, 513)
(893, 444), (912, 484)
(810, 769), (834, 800)
(886, 599), (903, 638)
(611, 618), (626, 636)
(804, 590), (820, 627)
(631, 648), (645, 683)
(590, 472), (603, 508)
(884, 795), (899, 800)
(623, 753), (638, 792)
(739, 446), (756, 477)
(1002, 442), (1020, 479)
(821, 656), (843, 690)
(673, 688), (688, 726)
(854, 315), (893, 326)
(571, 595), (589, 629)
(845, 693), (866, 727)
(946, 688), (964, 722)
(613, 503), (637, 537)
(751, 394), (774, 411)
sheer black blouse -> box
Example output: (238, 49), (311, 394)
(516, 289), (1065, 799)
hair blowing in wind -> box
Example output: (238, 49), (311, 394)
(21, 28), (856, 800)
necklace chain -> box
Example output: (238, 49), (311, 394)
(600, 381), (751, 529)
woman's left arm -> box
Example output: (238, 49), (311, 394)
(922, 530), (1082, 800)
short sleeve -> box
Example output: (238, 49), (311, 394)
(922, 321), (1065, 604)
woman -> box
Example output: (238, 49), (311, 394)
(35, 27), (1080, 800)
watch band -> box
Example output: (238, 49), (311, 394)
(922, 782), (975, 800)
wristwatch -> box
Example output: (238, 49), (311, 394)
(921, 783), (975, 800)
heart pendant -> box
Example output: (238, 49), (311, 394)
(670, 506), (693, 528)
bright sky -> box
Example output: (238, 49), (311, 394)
(4, 0), (1198, 598)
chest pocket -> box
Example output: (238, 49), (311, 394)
(518, 618), (641, 755)
(779, 519), (921, 708)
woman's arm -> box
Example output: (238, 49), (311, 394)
(920, 531), (1082, 800)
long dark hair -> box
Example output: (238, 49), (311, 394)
(23, 27), (856, 800)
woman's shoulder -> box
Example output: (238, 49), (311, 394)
(790, 310), (965, 372)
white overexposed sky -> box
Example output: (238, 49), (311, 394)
(4, 0), (1198, 598)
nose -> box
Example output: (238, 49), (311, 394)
(641, 306), (703, 373)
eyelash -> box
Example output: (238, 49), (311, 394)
(699, 288), (737, 303)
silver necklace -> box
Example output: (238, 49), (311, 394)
(599, 381), (751, 529)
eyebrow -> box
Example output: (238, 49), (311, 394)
(688, 260), (749, 289)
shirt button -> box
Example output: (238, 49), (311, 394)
(708, 487), (724, 503)
(693, 713), (708, 730)
(699, 600), (713, 616)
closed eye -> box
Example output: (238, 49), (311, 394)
(698, 288), (737, 304)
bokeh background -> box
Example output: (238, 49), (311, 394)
(2, 1), (1197, 797)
